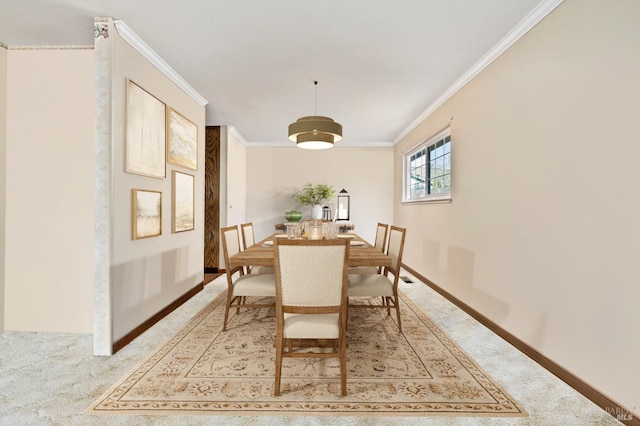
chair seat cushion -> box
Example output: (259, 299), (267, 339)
(233, 273), (275, 297)
(283, 313), (340, 339)
(347, 273), (393, 297)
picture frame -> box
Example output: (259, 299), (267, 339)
(167, 107), (198, 170)
(132, 189), (162, 239)
(126, 80), (166, 178)
(172, 171), (195, 233)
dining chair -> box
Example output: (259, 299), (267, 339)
(220, 225), (275, 331)
(240, 222), (275, 275)
(349, 222), (389, 274)
(347, 225), (406, 333)
(273, 238), (350, 397)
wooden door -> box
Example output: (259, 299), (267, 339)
(204, 126), (220, 272)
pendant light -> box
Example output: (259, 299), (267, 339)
(288, 81), (342, 149)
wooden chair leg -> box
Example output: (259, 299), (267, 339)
(223, 297), (232, 332)
(394, 295), (402, 333)
(235, 296), (243, 314)
(339, 335), (347, 396)
(274, 337), (283, 396)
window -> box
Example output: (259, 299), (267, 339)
(403, 128), (451, 202)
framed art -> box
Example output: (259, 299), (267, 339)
(167, 107), (198, 170)
(172, 171), (195, 233)
(132, 189), (162, 239)
(126, 80), (166, 178)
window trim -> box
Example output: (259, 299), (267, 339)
(402, 127), (452, 204)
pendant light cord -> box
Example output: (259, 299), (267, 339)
(314, 80), (318, 115)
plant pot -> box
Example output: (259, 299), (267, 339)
(284, 210), (302, 222)
(311, 204), (323, 220)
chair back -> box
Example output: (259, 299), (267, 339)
(374, 223), (389, 252)
(386, 225), (406, 277)
(240, 222), (255, 249)
(221, 225), (244, 279)
(274, 239), (349, 310)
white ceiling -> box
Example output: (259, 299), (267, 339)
(0, 0), (551, 146)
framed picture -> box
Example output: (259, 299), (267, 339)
(126, 80), (166, 178)
(172, 171), (195, 233)
(132, 189), (162, 239)
(167, 107), (198, 170)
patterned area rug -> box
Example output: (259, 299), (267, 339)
(88, 291), (527, 417)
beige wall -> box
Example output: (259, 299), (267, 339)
(216, 126), (248, 269)
(0, 46), (7, 332)
(226, 129), (248, 229)
(246, 146), (393, 243)
(394, 0), (639, 414)
(1, 19), (205, 348)
(106, 21), (206, 342)
(4, 48), (95, 332)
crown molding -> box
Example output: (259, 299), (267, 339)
(113, 20), (208, 107)
(392, 0), (565, 145)
(228, 126), (248, 145)
(6, 45), (93, 50)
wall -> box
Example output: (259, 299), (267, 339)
(226, 128), (248, 228)
(4, 48), (95, 332)
(0, 46), (6, 332)
(393, 0), (639, 414)
(217, 127), (247, 269)
(246, 146), (393, 244)
(99, 20), (206, 344)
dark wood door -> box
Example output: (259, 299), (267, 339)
(204, 126), (220, 272)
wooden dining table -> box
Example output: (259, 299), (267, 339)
(229, 233), (392, 269)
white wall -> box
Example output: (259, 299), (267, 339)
(101, 20), (206, 343)
(217, 126), (248, 269)
(393, 0), (639, 414)
(226, 128), (247, 228)
(246, 146), (393, 244)
(4, 48), (95, 332)
(0, 46), (7, 332)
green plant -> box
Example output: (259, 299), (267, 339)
(292, 183), (335, 206)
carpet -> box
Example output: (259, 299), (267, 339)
(88, 290), (527, 417)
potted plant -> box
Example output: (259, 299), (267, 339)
(292, 183), (335, 220)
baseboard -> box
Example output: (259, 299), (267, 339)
(112, 281), (204, 354)
(402, 264), (639, 426)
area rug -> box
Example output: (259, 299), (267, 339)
(88, 290), (527, 417)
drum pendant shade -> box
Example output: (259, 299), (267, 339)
(288, 81), (342, 149)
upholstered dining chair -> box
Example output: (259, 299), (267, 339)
(349, 222), (389, 274)
(240, 222), (275, 275)
(347, 225), (406, 333)
(273, 238), (350, 397)
(221, 225), (275, 331)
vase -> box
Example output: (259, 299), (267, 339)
(284, 210), (302, 222)
(311, 204), (323, 220)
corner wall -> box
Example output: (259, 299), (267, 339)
(0, 45), (7, 333)
(393, 0), (639, 415)
(4, 48), (95, 332)
(95, 19), (206, 346)
(216, 126), (248, 269)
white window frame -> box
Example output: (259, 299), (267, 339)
(402, 127), (451, 203)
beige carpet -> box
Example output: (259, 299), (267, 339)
(88, 290), (527, 417)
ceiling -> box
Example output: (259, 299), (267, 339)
(0, 0), (548, 146)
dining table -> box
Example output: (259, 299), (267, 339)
(228, 233), (392, 269)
